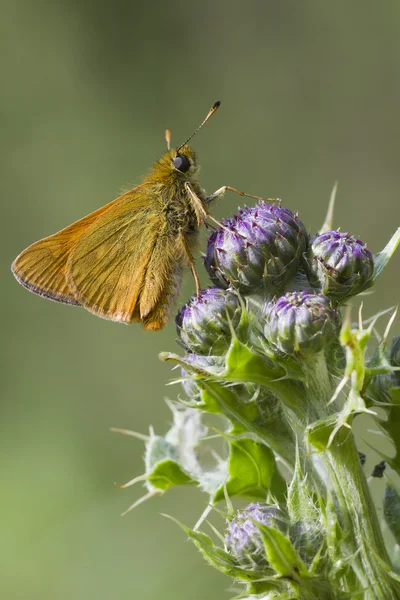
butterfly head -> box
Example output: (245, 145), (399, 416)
(153, 145), (199, 182)
(152, 101), (220, 183)
(171, 144), (198, 176)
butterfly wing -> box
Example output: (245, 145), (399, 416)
(13, 184), (195, 329)
(65, 185), (173, 325)
(138, 234), (188, 330)
(11, 196), (126, 305)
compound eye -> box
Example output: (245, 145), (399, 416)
(173, 155), (190, 173)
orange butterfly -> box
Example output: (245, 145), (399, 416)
(12, 102), (266, 330)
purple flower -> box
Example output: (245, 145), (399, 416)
(205, 202), (308, 295)
(309, 230), (374, 301)
(176, 287), (240, 355)
(264, 291), (340, 355)
(225, 502), (288, 566)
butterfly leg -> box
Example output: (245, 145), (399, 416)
(206, 186), (280, 206)
(180, 232), (201, 296)
(185, 183), (209, 227)
(185, 183), (228, 231)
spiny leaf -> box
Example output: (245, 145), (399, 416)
(373, 227), (400, 281)
(163, 515), (269, 581)
(147, 459), (196, 490)
(213, 435), (284, 503)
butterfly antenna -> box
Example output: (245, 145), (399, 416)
(176, 101), (221, 151)
(165, 129), (171, 150)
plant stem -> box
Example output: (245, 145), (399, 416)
(257, 353), (400, 598)
(324, 429), (399, 599)
(297, 356), (399, 599)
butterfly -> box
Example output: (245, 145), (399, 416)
(12, 102), (267, 330)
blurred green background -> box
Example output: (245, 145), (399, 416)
(2, 1), (400, 598)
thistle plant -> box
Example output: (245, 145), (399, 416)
(115, 191), (400, 600)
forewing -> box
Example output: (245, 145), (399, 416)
(66, 187), (161, 323)
(11, 198), (122, 305)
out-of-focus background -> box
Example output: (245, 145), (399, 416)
(2, 1), (400, 598)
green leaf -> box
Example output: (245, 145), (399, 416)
(225, 336), (303, 386)
(202, 383), (259, 426)
(147, 459), (195, 490)
(143, 409), (205, 491)
(255, 522), (308, 578)
(201, 381), (296, 468)
(373, 227), (400, 282)
(244, 588), (295, 600)
(306, 415), (337, 451)
(213, 435), (282, 503)
(220, 338), (307, 421)
(159, 351), (224, 383)
(256, 522), (343, 600)
(225, 337), (284, 384)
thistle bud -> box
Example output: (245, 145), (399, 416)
(225, 502), (289, 566)
(176, 288), (240, 355)
(205, 202), (308, 294)
(264, 291), (340, 356)
(310, 230), (374, 301)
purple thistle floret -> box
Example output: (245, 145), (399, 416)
(310, 230), (374, 301)
(264, 290), (340, 356)
(205, 202), (308, 295)
(225, 502), (288, 566)
(176, 287), (240, 356)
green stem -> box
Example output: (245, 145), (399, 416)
(324, 429), (400, 600)
(299, 356), (399, 599)
(237, 351), (400, 598)
(304, 356), (400, 598)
